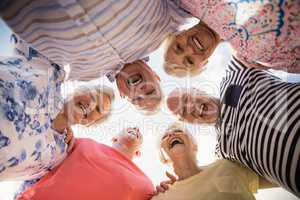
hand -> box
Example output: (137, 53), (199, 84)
(154, 171), (177, 195)
(64, 127), (75, 153)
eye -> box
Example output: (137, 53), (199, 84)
(174, 43), (184, 53)
(132, 96), (143, 105)
(145, 88), (156, 96)
(127, 74), (143, 86)
(128, 130), (134, 134)
(95, 105), (101, 113)
(162, 134), (168, 140)
(184, 57), (194, 68)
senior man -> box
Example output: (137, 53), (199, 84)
(0, 0), (190, 111)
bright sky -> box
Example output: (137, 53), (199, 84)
(0, 19), (299, 200)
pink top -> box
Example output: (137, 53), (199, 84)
(18, 138), (155, 200)
(181, 0), (300, 73)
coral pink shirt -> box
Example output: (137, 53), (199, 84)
(18, 138), (155, 200)
(181, 0), (300, 73)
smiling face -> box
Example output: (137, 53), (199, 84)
(64, 88), (112, 126)
(116, 60), (162, 112)
(164, 22), (220, 77)
(160, 125), (197, 164)
(167, 88), (220, 124)
(112, 127), (143, 158)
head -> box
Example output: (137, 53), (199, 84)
(159, 123), (198, 165)
(112, 127), (143, 159)
(167, 88), (220, 124)
(164, 21), (221, 77)
(116, 60), (162, 113)
(63, 85), (114, 126)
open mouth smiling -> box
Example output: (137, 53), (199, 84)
(169, 137), (184, 149)
(79, 103), (88, 118)
(191, 36), (204, 51)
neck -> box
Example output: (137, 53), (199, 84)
(112, 143), (135, 160)
(51, 112), (70, 133)
(172, 157), (201, 181)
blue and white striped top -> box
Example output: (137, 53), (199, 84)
(0, 0), (190, 81)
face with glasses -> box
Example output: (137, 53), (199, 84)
(167, 88), (220, 124)
(116, 60), (162, 112)
(164, 22), (220, 77)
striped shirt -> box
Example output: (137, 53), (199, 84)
(0, 0), (189, 81)
(216, 57), (300, 197)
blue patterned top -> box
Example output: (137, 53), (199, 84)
(0, 40), (67, 181)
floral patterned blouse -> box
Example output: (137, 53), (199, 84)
(0, 38), (67, 181)
(180, 0), (300, 73)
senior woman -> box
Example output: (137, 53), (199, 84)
(163, 0), (300, 77)
(16, 127), (154, 200)
(152, 123), (276, 200)
(0, 43), (114, 186)
(166, 56), (300, 197)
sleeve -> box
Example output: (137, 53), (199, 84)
(11, 34), (65, 82)
(212, 160), (259, 196)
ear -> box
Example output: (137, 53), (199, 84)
(201, 60), (208, 68)
(115, 75), (126, 98)
(116, 82), (125, 98)
(154, 72), (161, 82)
(135, 150), (141, 157)
(119, 90), (125, 98)
(192, 143), (198, 152)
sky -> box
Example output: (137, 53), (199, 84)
(0, 18), (299, 200)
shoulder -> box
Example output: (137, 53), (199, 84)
(166, 0), (192, 25)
